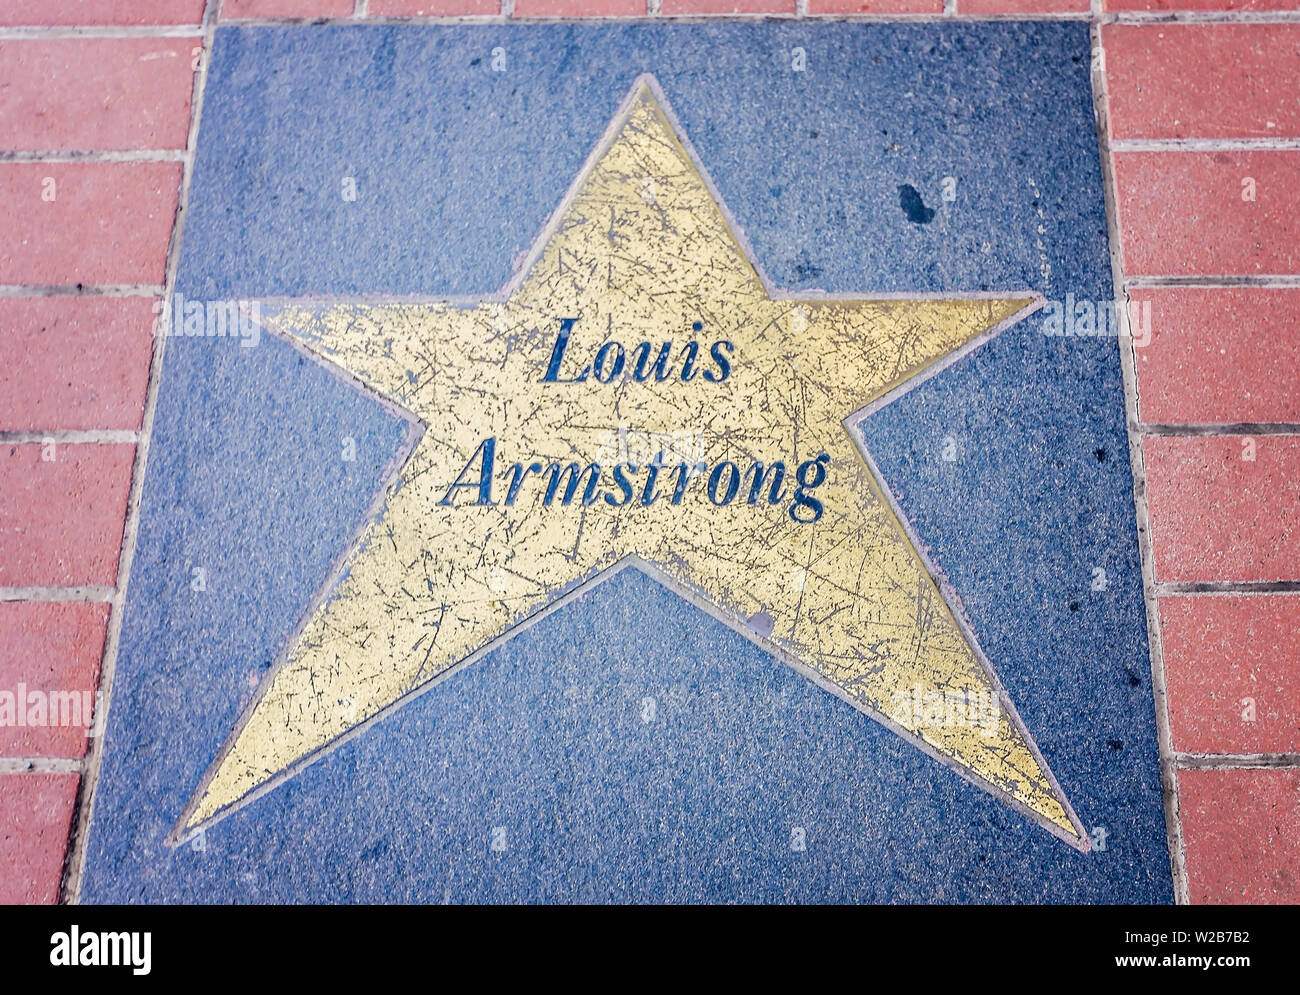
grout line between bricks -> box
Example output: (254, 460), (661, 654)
(355, 0), (370, 17)
(0, 758), (85, 774)
(1142, 423), (1300, 436)
(1091, 21), (1189, 907)
(1175, 753), (1300, 770)
(0, 587), (115, 603)
(1156, 581), (1300, 595)
(3, 11), (1300, 35)
(166, 13), (1104, 27)
(0, 27), (205, 39)
(61, 0), (224, 908)
(1109, 10), (1300, 22)
(0, 284), (163, 297)
(0, 430), (140, 444)
(1111, 138), (1300, 152)
(0, 150), (187, 162)
(1126, 275), (1300, 288)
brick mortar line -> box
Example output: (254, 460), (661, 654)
(225, 12), (1099, 22)
(355, 0), (369, 16)
(0, 150), (187, 162)
(2, 12), (1300, 34)
(1141, 423), (1300, 436)
(0, 587), (115, 603)
(0, 430), (140, 444)
(1111, 139), (1300, 152)
(0, 28), (205, 38)
(0, 758), (85, 774)
(61, 0), (224, 908)
(1090, 21), (1189, 906)
(1127, 275), (1300, 288)
(1156, 581), (1300, 595)
(0, 284), (163, 297)
(1175, 753), (1300, 769)
(1109, 10), (1300, 21)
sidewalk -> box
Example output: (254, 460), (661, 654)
(1, 0), (1296, 905)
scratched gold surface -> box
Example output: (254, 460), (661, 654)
(185, 84), (1078, 840)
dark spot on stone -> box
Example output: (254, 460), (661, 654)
(369, 31), (397, 91)
(470, 57), (481, 66)
(1125, 668), (1142, 687)
(1069, 601), (1080, 612)
(1108, 739), (1124, 751)
(769, 185), (783, 199)
(808, 129), (819, 139)
(359, 839), (389, 861)
(790, 249), (822, 283)
(897, 184), (935, 225)
(1095, 448), (1107, 462)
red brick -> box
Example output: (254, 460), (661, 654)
(370, 0), (500, 10)
(0, 1), (205, 25)
(959, 0), (1086, 12)
(1105, 26), (1300, 142)
(0, 297), (155, 433)
(0, 773), (78, 905)
(1107, 0), (1300, 10)
(0, 603), (107, 759)
(1144, 435), (1300, 584)
(0, 443), (135, 588)
(1161, 595), (1300, 755)
(0, 163), (180, 287)
(0, 39), (197, 153)
(222, 0), (355, 16)
(659, 0), (786, 11)
(1133, 288), (1300, 426)
(809, 0), (940, 11)
(514, 0), (643, 12)
(1179, 768), (1300, 904)
(1114, 152), (1300, 277)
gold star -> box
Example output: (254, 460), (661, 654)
(176, 77), (1085, 849)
